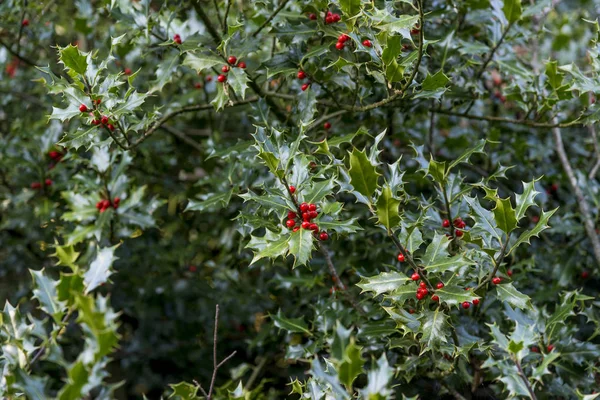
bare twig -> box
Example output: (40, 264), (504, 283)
(252, 0), (291, 37)
(162, 125), (204, 152)
(435, 109), (581, 128)
(514, 357), (538, 400)
(587, 123), (600, 179)
(552, 123), (600, 267)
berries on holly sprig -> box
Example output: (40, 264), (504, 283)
(319, 232), (329, 241)
(301, 221), (311, 229)
(173, 34), (182, 44)
(301, 83), (310, 91)
(362, 39), (372, 47)
(419, 281), (426, 289)
(581, 271), (589, 279)
(442, 219), (450, 228)
(411, 272), (420, 281)
(472, 298), (480, 306)
(335, 42), (345, 50)
(297, 70), (306, 80)
(462, 301), (471, 309)
(309, 223), (319, 232)
(431, 295), (440, 302)
(455, 230), (464, 237)
(30, 182), (41, 189)
(45, 179), (52, 187)
(507, 269), (513, 277)
(436, 282), (444, 289)
(397, 253), (405, 262)
(124, 67), (132, 76)
(492, 277), (501, 285)
(323, 122), (331, 130)
(300, 202), (309, 212)
(101, 115), (109, 125)
(338, 34), (350, 43)
(79, 104), (88, 112)
(217, 74), (227, 83)
(22, 19), (29, 27)
(453, 217), (466, 229)
(227, 56), (237, 65)
(96, 197), (120, 213)
(286, 219), (296, 228)
(237, 61), (247, 69)
(547, 344), (554, 352)
(289, 185), (296, 194)
(222, 65), (230, 73)
(308, 13), (317, 20)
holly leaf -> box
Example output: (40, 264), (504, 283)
(495, 283), (533, 310)
(185, 189), (233, 212)
(493, 197), (518, 234)
(509, 208), (558, 254)
(287, 227), (313, 268)
(84, 245), (119, 294)
(348, 148), (380, 200)
(169, 382), (199, 400)
(338, 338), (364, 389)
(436, 286), (480, 308)
(30, 269), (65, 322)
(339, 0), (361, 18)
(448, 139), (486, 171)
(503, 0), (522, 23)
(420, 309), (449, 350)
(376, 185), (401, 230)
(229, 67), (249, 99)
(421, 70), (450, 91)
(182, 53), (223, 73)
(271, 310), (311, 335)
(514, 180), (540, 221)
(357, 272), (410, 296)
(59, 45), (87, 74)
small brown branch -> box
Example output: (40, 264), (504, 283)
(474, 235), (509, 292)
(193, 0), (223, 43)
(317, 242), (346, 291)
(252, 0), (291, 37)
(211, 0), (225, 31)
(307, 109), (348, 132)
(588, 123), (600, 179)
(205, 304), (236, 400)
(162, 125), (204, 152)
(475, 22), (514, 80)
(552, 123), (600, 267)
(514, 358), (537, 400)
(389, 233), (434, 291)
(435, 109), (581, 128)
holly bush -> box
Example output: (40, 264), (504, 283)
(1, 0), (600, 399)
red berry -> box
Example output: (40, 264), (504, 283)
(492, 277), (501, 285)
(531, 346), (539, 353)
(442, 219), (450, 228)
(22, 19), (29, 27)
(547, 344), (554, 352)
(124, 68), (132, 75)
(301, 221), (311, 229)
(194, 83), (203, 89)
(96, 201), (103, 209)
(581, 271), (589, 279)
(302, 212), (311, 221)
(420, 288), (429, 296)
(462, 302), (471, 309)
(286, 219), (296, 228)
(217, 74), (227, 83)
(92, 119), (100, 126)
(319, 232), (329, 241)
(416, 292), (425, 300)
(297, 71), (306, 79)
(411, 272), (420, 281)
(173, 34), (182, 44)
(411, 28), (420, 35)
(48, 151), (60, 159)
(507, 270), (513, 277)
(30, 182), (41, 189)
(301, 83), (310, 91)
(338, 34), (350, 43)
(453, 217), (466, 228)
(335, 42), (345, 50)
(309, 223), (319, 231)
(409, 309), (415, 314)
(300, 203), (309, 212)
(114, 197), (120, 204)
(289, 185), (296, 194)
(222, 65), (230, 73)
(362, 39), (372, 47)
(293, 226), (300, 232)
(227, 56), (237, 65)
(102, 199), (111, 209)
(325, 16), (334, 24)
(397, 253), (405, 262)
(455, 230), (463, 237)
(95, 98), (101, 105)
(44, 179), (52, 186)
(326, 11), (333, 17)
(465, 287), (471, 291)
(309, 13), (317, 20)
(101, 115), (109, 125)
(419, 281), (426, 289)
(206, 76), (213, 82)
(436, 282), (444, 289)
(323, 122), (331, 130)
(189, 265), (197, 272)
(309, 211), (318, 219)
(237, 62), (246, 69)
(308, 204), (317, 211)
(79, 104), (88, 112)
(532, 215), (540, 223)
(473, 298), (480, 305)
(431, 295), (439, 302)
(107, 124), (115, 131)
(332, 13), (341, 22)
(287, 212), (297, 220)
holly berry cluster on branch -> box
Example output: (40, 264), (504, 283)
(284, 188), (328, 241)
(96, 197), (120, 213)
(442, 216), (467, 237)
(30, 179), (52, 189)
(217, 55), (246, 83)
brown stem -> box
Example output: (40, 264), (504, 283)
(435, 109), (581, 128)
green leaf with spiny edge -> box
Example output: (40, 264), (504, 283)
(420, 233), (450, 267)
(14, 369), (49, 400)
(495, 283), (533, 310)
(339, 0), (361, 18)
(427, 159), (446, 184)
(211, 83), (230, 111)
(498, 364), (532, 398)
(302, 178), (335, 205)
(247, 234), (289, 265)
(84, 244), (119, 294)
(30, 269), (65, 322)
(239, 190), (292, 213)
(53, 242), (80, 269)
(448, 139), (487, 171)
(376, 185), (401, 230)
(287, 227), (313, 268)
(508, 208), (558, 254)
(271, 310), (311, 335)
(357, 272), (410, 296)
(359, 355), (394, 399)
(228, 67), (249, 99)
(514, 180), (540, 221)
(465, 196), (503, 247)
(375, 14), (420, 38)
(420, 309), (449, 350)
(382, 36), (402, 66)
(182, 53), (223, 73)
(59, 45), (87, 74)
(503, 0), (522, 23)
(348, 148), (381, 200)
(532, 352), (560, 383)
(386, 284), (417, 306)
(50, 105), (82, 122)
(385, 59), (405, 82)
(338, 338), (364, 389)
(493, 197), (518, 234)
(421, 70), (450, 91)
(332, 322), (352, 361)
(169, 382), (199, 399)
(436, 286), (480, 308)
(317, 218), (362, 234)
(383, 307), (420, 333)
(398, 226), (424, 254)
(185, 189), (233, 212)
(57, 361), (89, 400)
(150, 53), (179, 93)
(57, 273), (85, 307)
(258, 149), (281, 177)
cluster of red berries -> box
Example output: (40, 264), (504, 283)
(30, 179), (52, 189)
(335, 33), (350, 50)
(324, 10), (341, 24)
(217, 56), (246, 83)
(284, 194), (328, 241)
(411, 274), (444, 302)
(84, 105), (115, 132)
(5, 58), (19, 78)
(173, 34), (182, 44)
(96, 197), (120, 213)
(297, 70), (311, 92)
(442, 217), (466, 237)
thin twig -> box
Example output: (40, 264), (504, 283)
(222, 0), (232, 34)
(587, 123), (600, 179)
(514, 358), (537, 400)
(473, 235), (509, 292)
(475, 22), (514, 80)
(435, 109), (581, 128)
(162, 125), (204, 152)
(252, 0), (291, 37)
(205, 304), (237, 400)
(552, 123), (600, 267)
(212, 0), (225, 31)
(244, 357), (267, 391)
